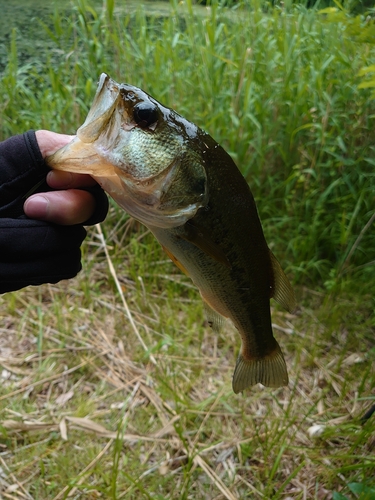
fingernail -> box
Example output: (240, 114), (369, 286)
(24, 195), (49, 219)
(47, 170), (73, 188)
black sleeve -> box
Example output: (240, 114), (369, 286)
(0, 130), (108, 293)
(0, 130), (48, 218)
(0, 130), (109, 224)
(0, 219), (86, 294)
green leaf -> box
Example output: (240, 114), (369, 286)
(358, 65), (375, 76)
(358, 81), (375, 89)
(348, 482), (375, 498)
(318, 7), (339, 14)
(333, 492), (349, 500)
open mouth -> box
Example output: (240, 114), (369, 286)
(46, 74), (122, 175)
(77, 73), (121, 143)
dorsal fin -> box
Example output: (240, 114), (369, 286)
(269, 250), (297, 314)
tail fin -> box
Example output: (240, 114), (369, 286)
(232, 343), (288, 394)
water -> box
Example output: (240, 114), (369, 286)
(0, 0), (172, 73)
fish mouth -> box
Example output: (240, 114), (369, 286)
(78, 73), (121, 143)
(47, 72), (175, 188)
(46, 73), (206, 229)
(47, 73), (123, 176)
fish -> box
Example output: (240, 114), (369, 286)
(47, 73), (296, 393)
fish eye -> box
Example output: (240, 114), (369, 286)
(133, 102), (159, 129)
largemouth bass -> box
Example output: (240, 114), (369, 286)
(47, 73), (296, 393)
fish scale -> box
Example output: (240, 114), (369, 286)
(47, 73), (296, 394)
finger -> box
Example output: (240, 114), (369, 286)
(35, 130), (75, 157)
(24, 190), (96, 225)
(46, 170), (97, 190)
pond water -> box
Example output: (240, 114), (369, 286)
(0, 0), (174, 72)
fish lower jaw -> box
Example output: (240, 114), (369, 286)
(94, 174), (202, 229)
(124, 200), (203, 229)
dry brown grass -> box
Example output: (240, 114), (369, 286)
(0, 214), (374, 499)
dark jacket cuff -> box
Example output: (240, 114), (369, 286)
(0, 130), (49, 218)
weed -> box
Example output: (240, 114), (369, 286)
(0, 0), (375, 498)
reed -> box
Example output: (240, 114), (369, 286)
(1, 0), (375, 284)
(0, 1), (374, 498)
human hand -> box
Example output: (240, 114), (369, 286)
(24, 130), (102, 225)
(0, 129), (109, 293)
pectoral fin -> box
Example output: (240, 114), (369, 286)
(269, 250), (297, 314)
(181, 220), (231, 267)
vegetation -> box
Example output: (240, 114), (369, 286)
(0, 0), (374, 498)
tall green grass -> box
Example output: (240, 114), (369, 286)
(0, 2), (375, 498)
(1, 0), (375, 287)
